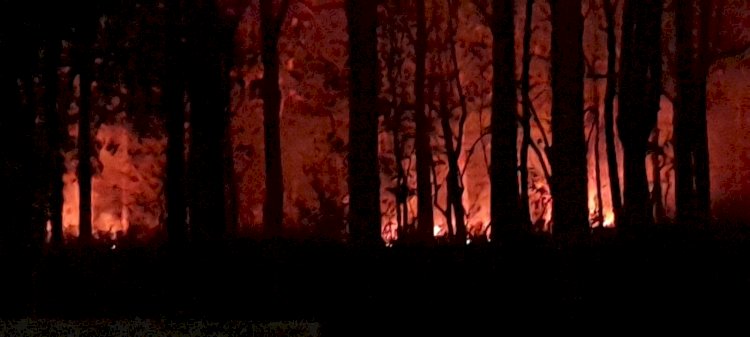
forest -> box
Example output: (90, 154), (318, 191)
(1, 0), (750, 331)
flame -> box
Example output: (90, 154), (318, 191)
(58, 120), (166, 241)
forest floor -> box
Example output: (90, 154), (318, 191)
(9, 224), (750, 333)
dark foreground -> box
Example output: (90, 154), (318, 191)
(4, 226), (750, 333)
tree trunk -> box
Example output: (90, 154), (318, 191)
(650, 130), (667, 223)
(346, 0), (382, 246)
(0, 6), (35, 315)
(438, 80), (466, 243)
(674, 0), (711, 226)
(602, 0), (622, 227)
(185, 0), (228, 240)
(594, 113), (605, 225)
(549, 0), (588, 237)
(519, 0), (534, 227)
(260, 0), (289, 239)
(44, 25), (65, 245)
(617, 0), (662, 231)
(164, 0), (187, 244)
(414, 0), (435, 243)
(693, 0), (711, 225)
(383, 13), (409, 236)
(74, 12), (95, 243)
(490, 0), (521, 241)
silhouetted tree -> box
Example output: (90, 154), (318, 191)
(260, 0), (290, 238)
(164, 0), (188, 244)
(72, 4), (99, 243)
(414, 0), (435, 243)
(43, 8), (65, 245)
(490, 0), (522, 241)
(381, 2), (411, 235)
(0, 2), (38, 315)
(549, 0), (588, 237)
(602, 0), (622, 227)
(618, 0), (662, 230)
(184, 0), (232, 240)
(346, 0), (382, 246)
(674, 0), (711, 226)
(518, 0), (534, 227)
(439, 0), (469, 243)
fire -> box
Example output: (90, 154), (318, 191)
(59, 120), (166, 240)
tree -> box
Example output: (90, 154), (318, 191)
(490, 0), (522, 241)
(380, 2), (413, 238)
(617, 0), (662, 230)
(674, 0), (711, 226)
(602, 0), (622, 227)
(414, 0), (435, 243)
(548, 0), (588, 237)
(43, 5), (65, 245)
(260, 0), (290, 238)
(73, 4), (99, 243)
(0, 1), (36, 315)
(184, 0), (233, 240)
(346, 0), (382, 246)
(518, 0), (535, 228)
(164, 0), (188, 244)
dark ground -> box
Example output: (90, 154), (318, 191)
(6, 225), (750, 334)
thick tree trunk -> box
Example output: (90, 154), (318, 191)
(617, 0), (662, 231)
(414, 0), (435, 243)
(519, 0), (534, 227)
(549, 0), (588, 237)
(693, 0), (712, 224)
(260, 0), (288, 239)
(673, 0), (694, 224)
(674, 0), (711, 225)
(346, 0), (382, 246)
(165, 0), (187, 244)
(0, 7), (35, 314)
(185, 0), (228, 240)
(490, 0), (521, 241)
(602, 0), (622, 227)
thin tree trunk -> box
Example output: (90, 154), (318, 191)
(602, 0), (622, 227)
(414, 0), (435, 243)
(75, 16), (95, 243)
(490, 0), (521, 241)
(519, 0), (534, 226)
(384, 15), (409, 235)
(549, 0), (588, 237)
(346, 0), (382, 246)
(594, 111), (604, 226)
(438, 80), (465, 243)
(650, 130), (666, 223)
(260, 0), (289, 239)
(44, 27), (65, 245)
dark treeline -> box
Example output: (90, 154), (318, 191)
(1, 0), (750, 324)
(0, 0), (739, 246)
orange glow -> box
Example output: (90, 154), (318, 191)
(58, 119), (165, 240)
